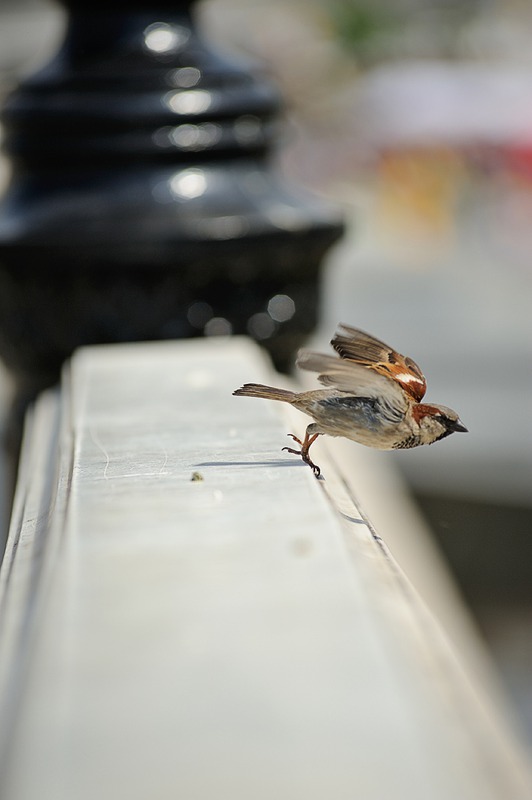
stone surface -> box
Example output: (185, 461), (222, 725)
(0, 337), (530, 799)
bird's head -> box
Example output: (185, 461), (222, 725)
(413, 403), (468, 445)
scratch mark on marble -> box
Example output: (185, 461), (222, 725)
(88, 427), (110, 480)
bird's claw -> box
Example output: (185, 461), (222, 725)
(308, 461), (321, 478)
(282, 446), (301, 456)
(285, 433), (303, 446)
(282, 435), (321, 477)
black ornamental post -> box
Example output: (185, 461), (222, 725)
(0, 0), (343, 464)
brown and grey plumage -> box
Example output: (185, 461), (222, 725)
(233, 324), (467, 476)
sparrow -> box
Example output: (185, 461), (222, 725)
(233, 324), (467, 476)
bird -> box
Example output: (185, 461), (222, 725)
(233, 324), (467, 477)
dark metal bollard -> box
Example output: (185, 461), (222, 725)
(0, 0), (343, 471)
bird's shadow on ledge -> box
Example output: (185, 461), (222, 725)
(195, 459), (306, 469)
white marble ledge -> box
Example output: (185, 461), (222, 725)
(0, 336), (530, 800)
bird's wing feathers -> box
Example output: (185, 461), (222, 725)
(331, 325), (392, 363)
(297, 325), (426, 405)
(296, 350), (407, 411)
(330, 324), (427, 402)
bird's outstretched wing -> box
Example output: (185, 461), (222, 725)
(297, 324), (426, 405)
(330, 324), (427, 402)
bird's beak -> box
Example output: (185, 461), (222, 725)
(452, 419), (468, 433)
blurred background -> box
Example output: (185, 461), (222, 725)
(0, 0), (531, 744)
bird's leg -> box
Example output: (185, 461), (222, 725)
(301, 434), (321, 476)
(282, 431), (321, 477)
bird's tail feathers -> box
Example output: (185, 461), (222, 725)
(233, 383), (296, 403)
